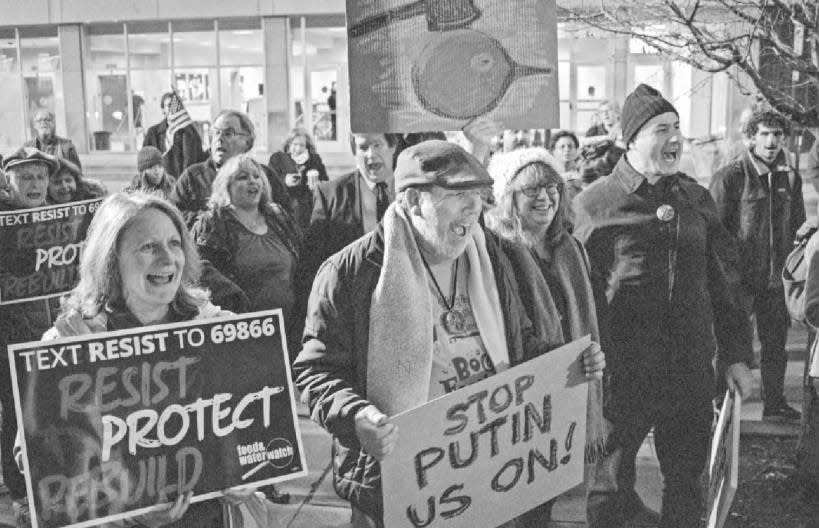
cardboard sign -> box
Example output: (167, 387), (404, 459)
(706, 389), (741, 528)
(346, 0), (559, 133)
(9, 309), (307, 528)
(381, 336), (589, 527)
(0, 199), (103, 305)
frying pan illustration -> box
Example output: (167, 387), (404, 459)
(412, 30), (553, 120)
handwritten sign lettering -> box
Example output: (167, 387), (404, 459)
(9, 310), (306, 528)
(0, 199), (102, 305)
(382, 337), (589, 527)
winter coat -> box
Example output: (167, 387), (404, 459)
(573, 156), (753, 420)
(293, 223), (552, 520)
(143, 120), (206, 178)
(710, 149), (806, 291)
(267, 150), (328, 231)
(24, 136), (81, 169)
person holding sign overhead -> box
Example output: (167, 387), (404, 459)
(0, 148), (60, 526)
(13, 191), (261, 527)
(294, 140), (605, 528)
(573, 84), (754, 528)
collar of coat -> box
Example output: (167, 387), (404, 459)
(746, 148), (791, 177)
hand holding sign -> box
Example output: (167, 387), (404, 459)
(135, 492), (192, 528)
(582, 342), (605, 380)
(724, 362), (753, 401)
(355, 404), (398, 461)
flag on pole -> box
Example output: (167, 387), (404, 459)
(164, 92), (193, 153)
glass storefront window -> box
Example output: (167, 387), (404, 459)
(85, 25), (129, 151)
(0, 28), (24, 152)
(219, 19), (263, 66)
(128, 21), (172, 149)
(220, 66), (266, 151)
(172, 20), (216, 67)
(20, 27), (62, 140)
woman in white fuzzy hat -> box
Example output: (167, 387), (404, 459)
(485, 147), (609, 526)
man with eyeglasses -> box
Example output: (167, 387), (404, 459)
(573, 85), (753, 528)
(143, 91), (205, 178)
(23, 109), (82, 170)
(170, 109), (289, 227)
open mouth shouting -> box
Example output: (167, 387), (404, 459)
(662, 147), (679, 163)
(147, 272), (175, 287)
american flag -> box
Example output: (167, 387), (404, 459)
(164, 92), (193, 153)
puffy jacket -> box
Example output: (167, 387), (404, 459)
(293, 223), (552, 520)
(710, 149), (806, 291)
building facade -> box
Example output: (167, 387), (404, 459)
(0, 0), (752, 175)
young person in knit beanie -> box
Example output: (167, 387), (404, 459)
(127, 145), (175, 198)
(573, 84), (754, 528)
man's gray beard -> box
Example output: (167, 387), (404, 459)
(413, 221), (469, 263)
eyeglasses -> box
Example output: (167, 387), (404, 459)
(210, 127), (249, 140)
(519, 184), (560, 198)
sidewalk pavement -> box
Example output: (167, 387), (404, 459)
(0, 329), (811, 527)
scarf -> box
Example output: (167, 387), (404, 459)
(367, 203), (509, 416)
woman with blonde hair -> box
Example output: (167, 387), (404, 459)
(18, 191), (259, 527)
(193, 153), (302, 349)
(485, 147), (609, 526)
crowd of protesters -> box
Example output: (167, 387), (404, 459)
(1, 82), (819, 528)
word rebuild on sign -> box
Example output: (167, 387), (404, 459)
(0, 199), (102, 304)
(9, 310), (306, 528)
(381, 337), (590, 528)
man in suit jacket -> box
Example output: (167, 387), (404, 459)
(143, 92), (205, 178)
(302, 133), (399, 277)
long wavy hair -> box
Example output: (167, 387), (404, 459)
(485, 160), (568, 248)
(60, 192), (209, 318)
(207, 153), (273, 213)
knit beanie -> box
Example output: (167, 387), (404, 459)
(620, 84), (678, 146)
(137, 146), (163, 172)
(486, 147), (563, 202)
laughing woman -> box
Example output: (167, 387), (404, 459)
(192, 154), (302, 348)
(484, 147), (609, 526)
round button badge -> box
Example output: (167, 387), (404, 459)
(656, 204), (675, 222)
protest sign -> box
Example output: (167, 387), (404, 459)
(706, 389), (741, 528)
(9, 309), (306, 528)
(346, 0), (559, 133)
(381, 336), (589, 527)
(0, 198), (102, 305)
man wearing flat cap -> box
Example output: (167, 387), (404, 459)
(0, 147), (60, 526)
(294, 140), (604, 527)
(573, 84), (754, 527)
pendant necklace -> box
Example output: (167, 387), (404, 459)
(420, 253), (465, 333)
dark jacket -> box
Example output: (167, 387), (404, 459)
(143, 120), (206, 178)
(302, 170), (367, 283)
(192, 203), (305, 352)
(170, 158), (291, 227)
(573, 157), (752, 419)
(709, 149), (806, 291)
(24, 136), (81, 169)
(293, 223), (551, 520)
(268, 150), (328, 231)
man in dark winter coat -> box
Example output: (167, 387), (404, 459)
(710, 110), (806, 422)
(574, 84), (754, 528)
(142, 92), (206, 178)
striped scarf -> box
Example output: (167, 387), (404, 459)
(164, 93), (193, 153)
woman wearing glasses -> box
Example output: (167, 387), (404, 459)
(484, 147), (608, 527)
